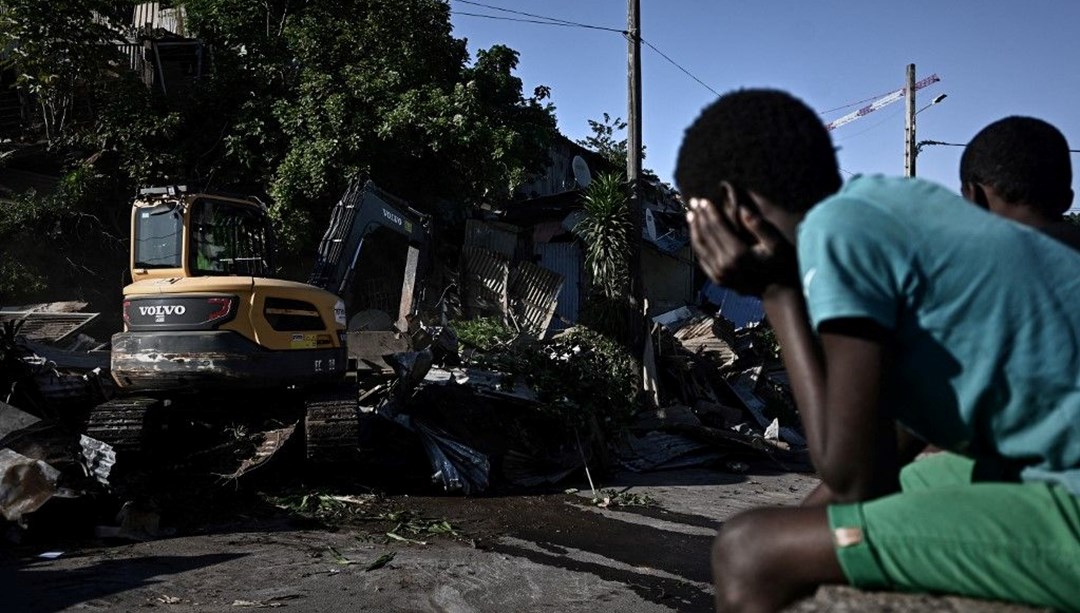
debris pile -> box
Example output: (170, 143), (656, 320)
(0, 296), (809, 537)
(624, 307), (809, 473)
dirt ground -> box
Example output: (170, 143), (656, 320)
(0, 465), (1052, 613)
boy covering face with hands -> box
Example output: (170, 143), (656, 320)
(677, 89), (1080, 612)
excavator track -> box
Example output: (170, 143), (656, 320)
(85, 396), (161, 458)
(304, 387), (362, 465)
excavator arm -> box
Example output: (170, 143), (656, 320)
(308, 180), (431, 324)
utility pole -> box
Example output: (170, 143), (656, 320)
(626, 0), (644, 330)
(904, 63), (916, 177)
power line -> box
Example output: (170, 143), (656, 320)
(640, 37), (720, 97)
(451, 2), (721, 98)
(451, 11), (614, 30)
(452, 0), (624, 33)
(918, 140), (1080, 154)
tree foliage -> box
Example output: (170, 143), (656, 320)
(185, 0), (557, 250)
(0, 0), (129, 142)
(0, 0), (557, 301)
(0, 163), (125, 304)
(577, 113), (629, 169)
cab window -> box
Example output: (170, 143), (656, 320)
(189, 199), (271, 276)
(134, 203), (183, 269)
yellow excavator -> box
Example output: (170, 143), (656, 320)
(85, 183), (430, 467)
(111, 186), (348, 391)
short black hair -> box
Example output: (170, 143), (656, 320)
(959, 116), (1073, 213)
(675, 89), (841, 213)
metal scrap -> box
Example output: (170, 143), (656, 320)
(79, 434), (116, 486)
(0, 310), (99, 344)
(0, 448), (60, 522)
(0, 400), (41, 442)
(413, 419), (490, 495)
(619, 431), (723, 472)
(508, 261), (564, 337)
(224, 423), (298, 480)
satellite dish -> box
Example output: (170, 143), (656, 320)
(645, 208), (658, 241)
(571, 155), (592, 189)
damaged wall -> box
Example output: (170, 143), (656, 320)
(642, 244), (696, 317)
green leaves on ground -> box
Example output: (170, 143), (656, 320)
(590, 488), (656, 508)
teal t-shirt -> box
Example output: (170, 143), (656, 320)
(798, 175), (1080, 494)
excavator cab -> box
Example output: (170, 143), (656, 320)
(131, 187), (271, 280)
(112, 186), (347, 391)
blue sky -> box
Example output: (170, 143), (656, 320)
(449, 1), (1080, 211)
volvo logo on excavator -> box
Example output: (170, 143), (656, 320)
(139, 305), (187, 323)
(381, 207), (403, 228)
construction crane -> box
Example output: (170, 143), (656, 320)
(826, 74), (941, 131)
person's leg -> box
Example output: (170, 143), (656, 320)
(714, 480), (1080, 612)
(832, 481), (1080, 611)
(712, 506), (844, 612)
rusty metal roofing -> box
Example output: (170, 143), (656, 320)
(0, 311), (98, 343)
(460, 247), (510, 319)
(509, 262), (564, 338)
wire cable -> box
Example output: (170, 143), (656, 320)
(452, 11), (612, 29)
(452, 0), (624, 33)
(640, 37), (720, 97)
(451, 4), (722, 98)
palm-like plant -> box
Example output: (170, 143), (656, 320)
(577, 172), (635, 342)
(578, 172), (631, 299)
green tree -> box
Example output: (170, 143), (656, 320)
(577, 112), (658, 183)
(0, 0), (557, 301)
(0, 0), (130, 143)
(577, 113), (629, 169)
(186, 0), (557, 251)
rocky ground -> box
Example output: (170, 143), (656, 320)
(0, 465), (1051, 613)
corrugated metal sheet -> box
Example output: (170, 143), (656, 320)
(133, 3), (186, 35)
(117, 42), (145, 75)
(670, 315), (738, 370)
(701, 283), (765, 329)
(509, 262), (563, 338)
(0, 311), (98, 343)
(463, 219), (519, 258)
(460, 247), (509, 319)
(515, 141), (581, 200)
(535, 242), (582, 330)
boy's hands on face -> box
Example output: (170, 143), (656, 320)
(686, 188), (798, 297)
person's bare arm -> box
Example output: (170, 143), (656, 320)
(802, 425), (926, 506)
(765, 288), (900, 501)
(689, 194), (899, 501)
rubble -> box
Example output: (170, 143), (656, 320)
(0, 285), (809, 537)
(0, 448), (60, 522)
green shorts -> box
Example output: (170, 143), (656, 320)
(828, 453), (1080, 611)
